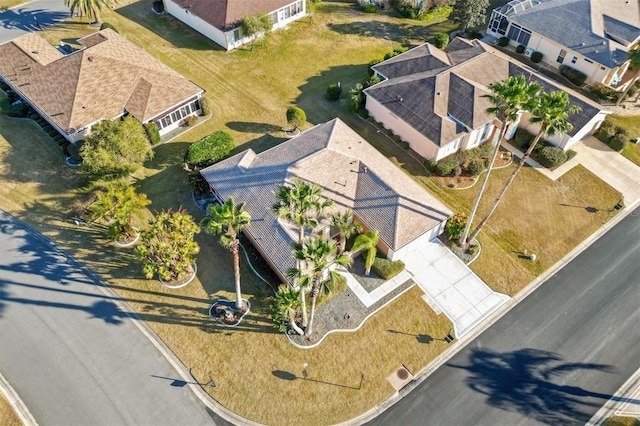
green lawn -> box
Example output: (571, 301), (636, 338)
(606, 114), (640, 166)
(0, 2), (625, 424)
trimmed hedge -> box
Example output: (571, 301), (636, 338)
(200, 97), (211, 116)
(326, 83), (342, 100)
(609, 134), (629, 151)
(371, 257), (405, 280)
(497, 37), (509, 47)
(538, 146), (567, 168)
(467, 158), (486, 175)
(560, 65), (587, 86)
(431, 33), (449, 49)
(144, 122), (161, 145)
(185, 130), (234, 167)
(515, 44), (525, 54)
(435, 155), (461, 176)
(531, 51), (543, 63)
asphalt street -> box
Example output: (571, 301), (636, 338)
(0, 211), (217, 425)
(0, 0), (69, 45)
(368, 207), (640, 426)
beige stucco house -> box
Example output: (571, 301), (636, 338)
(200, 118), (452, 283)
(364, 37), (609, 161)
(0, 29), (204, 143)
(486, 0), (640, 90)
(163, 0), (305, 51)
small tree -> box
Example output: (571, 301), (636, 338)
(286, 107), (306, 131)
(330, 209), (362, 254)
(270, 285), (305, 335)
(352, 230), (379, 276)
(241, 13), (272, 50)
(87, 181), (150, 242)
(450, 0), (490, 33)
(136, 208), (200, 283)
(445, 213), (467, 241)
(349, 83), (365, 111)
(80, 116), (154, 180)
(201, 198), (251, 311)
(431, 33), (449, 49)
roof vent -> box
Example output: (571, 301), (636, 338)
(31, 50), (38, 54)
(396, 95), (403, 102)
(88, 56), (94, 62)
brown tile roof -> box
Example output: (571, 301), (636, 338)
(0, 29), (203, 134)
(201, 119), (452, 280)
(168, 0), (295, 30)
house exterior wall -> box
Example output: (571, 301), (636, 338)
(462, 122), (494, 151)
(518, 110), (609, 150)
(387, 222), (445, 261)
(366, 96), (440, 160)
(165, 0), (305, 51)
(151, 95), (203, 135)
(164, 0), (230, 48)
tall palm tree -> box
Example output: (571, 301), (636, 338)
(273, 178), (333, 327)
(288, 236), (351, 337)
(460, 75), (541, 247)
(87, 181), (150, 242)
(330, 209), (362, 254)
(201, 199), (252, 311)
(271, 285), (305, 336)
(468, 90), (580, 243)
(64, 0), (118, 23)
(352, 230), (379, 276)
(616, 49), (640, 106)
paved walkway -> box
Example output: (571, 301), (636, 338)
(403, 239), (510, 338)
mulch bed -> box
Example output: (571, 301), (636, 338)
(431, 147), (513, 189)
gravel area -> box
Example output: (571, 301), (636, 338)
(349, 255), (386, 292)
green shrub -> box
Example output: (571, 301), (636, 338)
(368, 58), (383, 75)
(566, 150), (577, 161)
(286, 106), (306, 130)
(609, 134), (628, 151)
(615, 127), (630, 141)
(445, 213), (466, 240)
(425, 158), (438, 171)
(185, 130), (234, 167)
(200, 97), (210, 116)
(0, 97), (28, 117)
(395, 3), (419, 19)
(467, 158), (485, 175)
(515, 44), (525, 54)
(538, 146), (567, 168)
(184, 115), (198, 127)
(497, 37), (509, 47)
(357, 108), (369, 118)
(513, 128), (534, 150)
(560, 65), (587, 86)
(371, 257), (405, 280)
(435, 155), (461, 176)
(627, 84), (638, 98)
(599, 121), (616, 139)
(144, 122), (161, 145)
(531, 51), (543, 63)
(384, 46), (408, 60)
(326, 83), (342, 100)
(431, 33), (449, 49)
(467, 244), (478, 255)
(100, 22), (118, 33)
(364, 75), (381, 88)
(361, 2), (378, 13)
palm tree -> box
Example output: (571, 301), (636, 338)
(352, 230), (379, 276)
(288, 236), (351, 337)
(270, 285), (305, 336)
(467, 90), (580, 243)
(201, 199), (251, 311)
(460, 75), (541, 247)
(616, 49), (640, 106)
(330, 209), (362, 254)
(87, 181), (150, 242)
(64, 0), (118, 23)
(273, 178), (333, 327)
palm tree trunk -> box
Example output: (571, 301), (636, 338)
(92, 7), (101, 23)
(339, 236), (346, 254)
(305, 287), (318, 337)
(468, 126), (546, 243)
(460, 124), (508, 247)
(289, 316), (305, 336)
(232, 241), (243, 310)
(296, 227), (308, 327)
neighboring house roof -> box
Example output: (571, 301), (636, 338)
(201, 118), (452, 279)
(365, 38), (603, 147)
(167, 0), (294, 31)
(0, 29), (202, 134)
(507, 0), (640, 68)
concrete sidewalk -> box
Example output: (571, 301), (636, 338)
(403, 239), (510, 338)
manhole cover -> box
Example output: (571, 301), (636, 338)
(396, 368), (409, 380)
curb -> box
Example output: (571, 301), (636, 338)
(343, 197), (640, 426)
(586, 367), (640, 426)
(0, 371), (38, 426)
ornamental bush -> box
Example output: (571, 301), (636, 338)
(368, 58), (383, 76)
(531, 51), (543, 63)
(445, 213), (466, 241)
(435, 155), (461, 176)
(497, 37), (509, 47)
(560, 65), (587, 86)
(516, 44), (525, 54)
(326, 83), (342, 100)
(431, 32), (449, 49)
(467, 158), (486, 175)
(144, 122), (161, 144)
(185, 130), (234, 168)
(361, 2), (378, 13)
(538, 146), (567, 168)
(609, 134), (628, 151)
(598, 120), (616, 140)
(371, 257), (405, 279)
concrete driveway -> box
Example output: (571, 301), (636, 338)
(403, 239), (510, 338)
(0, 211), (219, 425)
(0, 0), (69, 45)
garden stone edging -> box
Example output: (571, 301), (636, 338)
(159, 263), (197, 289)
(113, 227), (140, 248)
(208, 298), (251, 327)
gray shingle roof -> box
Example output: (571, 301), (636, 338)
(372, 44), (450, 79)
(201, 119), (452, 281)
(509, 0), (638, 68)
(365, 38), (603, 145)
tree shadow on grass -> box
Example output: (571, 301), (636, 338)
(226, 121), (283, 135)
(448, 347), (623, 424)
(116, 2), (222, 51)
(326, 20), (455, 45)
